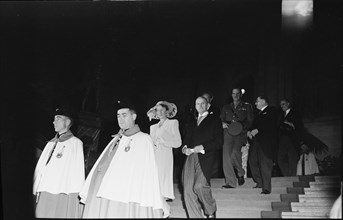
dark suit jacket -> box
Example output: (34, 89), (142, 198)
(183, 113), (224, 183)
(251, 105), (279, 160)
(279, 108), (304, 147)
(208, 105), (221, 117)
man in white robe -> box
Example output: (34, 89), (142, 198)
(79, 100), (163, 218)
(33, 106), (85, 218)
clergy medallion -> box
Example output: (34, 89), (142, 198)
(124, 146), (131, 152)
(56, 146), (65, 158)
(124, 139), (133, 152)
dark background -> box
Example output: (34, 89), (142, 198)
(1, 0), (341, 219)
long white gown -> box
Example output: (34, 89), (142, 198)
(150, 119), (182, 200)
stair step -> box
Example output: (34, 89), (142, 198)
(286, 186), (340, 194)
(280, 194), (299, 202)
(309, 181), (341, 186)
(298, 175), (316, 182)
(304, 185), (341, 192)
(287, 187), (304, 194)
(171, 208), (263, 218)
(261, 210), (281, 218)
(170, 200), (274, 210)
(292, 206), (332, 213)
(291, 202), (334, 208)
(314, 176), (341, 182)
(305, 186), (340, 192)
(211, 187), (287, 194)
(299, 193), (339, 198)
(303, 190), (339, 195)
(314, 175), (341, 179)
(174, 191), (282, 201)
(281, 209), (330, 218)
(216, 209), (263, 218)
(281, 211), (328, 218)
(293, 181), (310, 187)
(299, 194), (338, 201)
(208, 177), (298, 188)
(271, 201), (291, 211)
(298, 197), (337, 203)
(307, 182), (341, 189)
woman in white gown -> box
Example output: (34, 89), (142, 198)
(147, 101), (182, 218)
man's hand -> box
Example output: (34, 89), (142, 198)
(193, 145), (205, 154)
(184, 148), (194, 156)
(182, 145), (193, 156)
(247, 131), (253, 139)
(250, 129), (258, 137)
(182, 145), (205, 155)
(222, 122), (229, 129)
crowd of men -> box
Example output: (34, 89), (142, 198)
(33, 87), (324, 219)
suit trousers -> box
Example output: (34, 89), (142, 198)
(222, 130), (246, 187)
(278, 135), (299, 176)
(248, 140), (274, 192)
(182, 153), (216, 218)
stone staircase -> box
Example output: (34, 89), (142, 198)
(169, 177), (297, 218)
(168, 176), (341, 218)
(280, 176), (341, 219)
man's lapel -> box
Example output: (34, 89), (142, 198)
(198, 114), (210, 127)
(260, 106), (268, 117)
(285, 109), (294, 121)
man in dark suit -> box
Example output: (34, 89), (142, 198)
(278, 98), (305, 176)
(247, 96), (278, 194)
(182, 96), (223, 218)
(202, 91), (221, 117)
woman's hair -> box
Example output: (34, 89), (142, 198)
(158, 103), (169, 111)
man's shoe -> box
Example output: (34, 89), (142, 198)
(222, 184), (235, 189)
(207, 212), (216, 218)
(253, 185), (262, 188)
(238, 176), (245, 186)
(261, 189), (271, 194)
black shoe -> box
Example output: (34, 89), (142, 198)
(238, 176), (245, 186)
(222, 184), (235, 189)
(207, 212), (216, 218)
(261, 189), (271, 194)
(253, 185), (262, 188)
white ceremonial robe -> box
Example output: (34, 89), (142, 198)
(79, 131), (163, 213)
(33, 132), (85, 218)
(33, 135), (85, 195)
